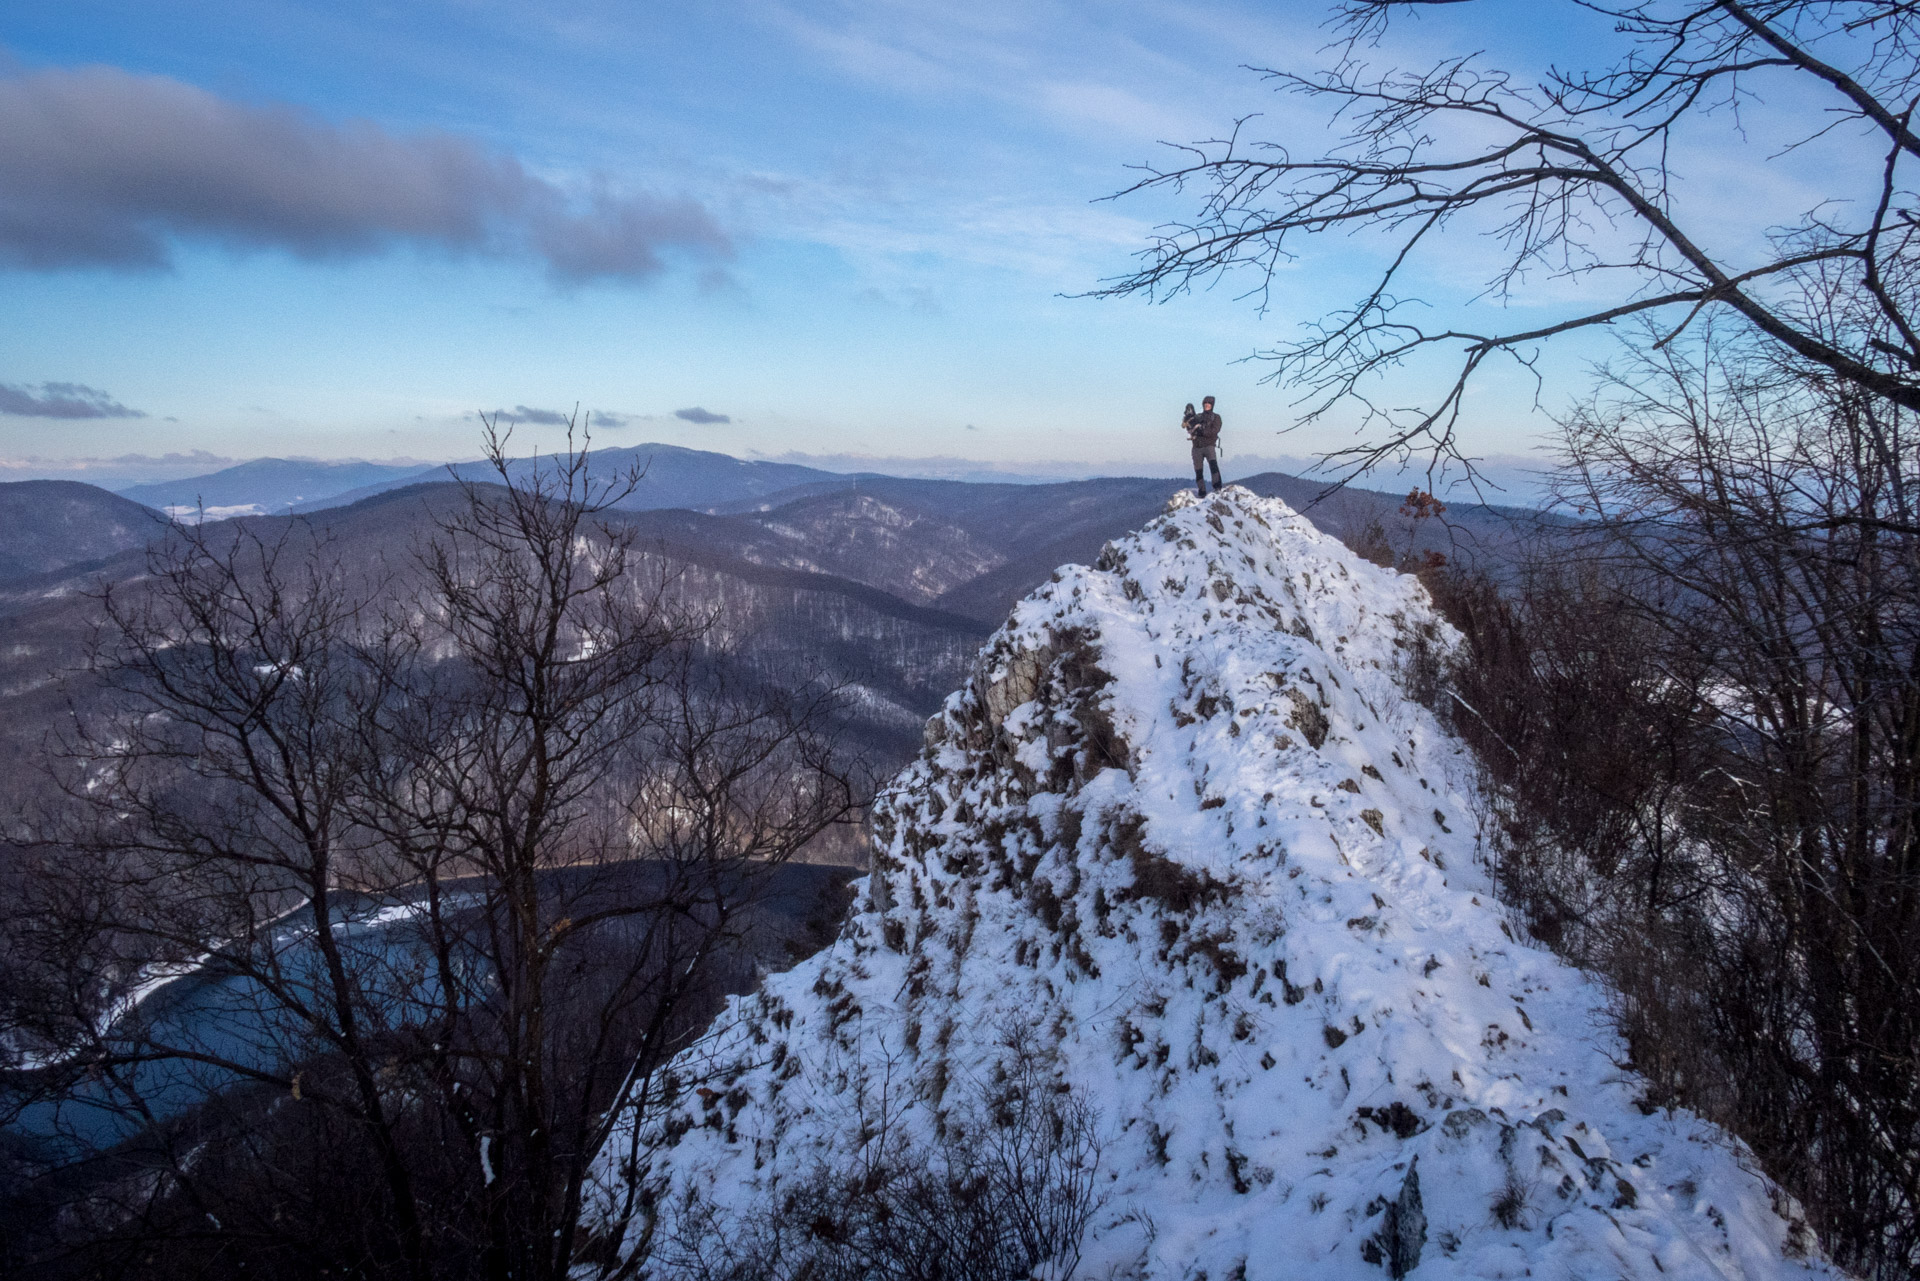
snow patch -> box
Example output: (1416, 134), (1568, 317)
(163, 503), (268, 523)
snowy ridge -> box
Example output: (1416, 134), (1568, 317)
(587, 486), (1838, 1280)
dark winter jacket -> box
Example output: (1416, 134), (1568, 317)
(1189, 410), (1222, 447)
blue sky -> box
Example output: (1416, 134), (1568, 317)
(0, 0), (1803, 489)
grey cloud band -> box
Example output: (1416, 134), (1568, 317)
(0, 382), (145, 419)
(0, 66), (730, 281)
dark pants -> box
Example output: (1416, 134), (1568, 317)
(1191, 441), (1222, 494)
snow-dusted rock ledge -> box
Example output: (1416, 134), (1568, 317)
(585, 486), (1839, 1281)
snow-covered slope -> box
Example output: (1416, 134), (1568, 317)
(586, 486), (1837, 1280)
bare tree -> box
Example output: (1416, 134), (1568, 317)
(1438, 320), (1920, 1275)
(1, 423), (862, 1281)
(1099, 1), (1920, 480)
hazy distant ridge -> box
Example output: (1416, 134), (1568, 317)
(118, 458), (436, 513)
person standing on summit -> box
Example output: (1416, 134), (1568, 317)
(1186, 395), (1223, 496)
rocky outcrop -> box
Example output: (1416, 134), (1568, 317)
(585, 486), (1837, 1281)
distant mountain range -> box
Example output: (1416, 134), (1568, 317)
(103, 446), (1555, 569)
(7, 442), (1551, 606)
(0, 480), (982, 810)
(112, 445), (859, 517)
(444, 444), (850, 513)
(117, 458), (436, 515)
(0, 445), (1556, 804)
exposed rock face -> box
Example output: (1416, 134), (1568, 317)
(586, 487), (1837, 1280)
(1364, 1157), (1427, 1278)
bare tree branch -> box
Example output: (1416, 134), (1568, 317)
(1098, 0), (1920, 478)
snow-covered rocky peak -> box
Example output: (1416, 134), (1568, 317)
(588, 486), (1839, 1280)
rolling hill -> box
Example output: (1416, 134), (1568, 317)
(0, 481), (166, 583)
